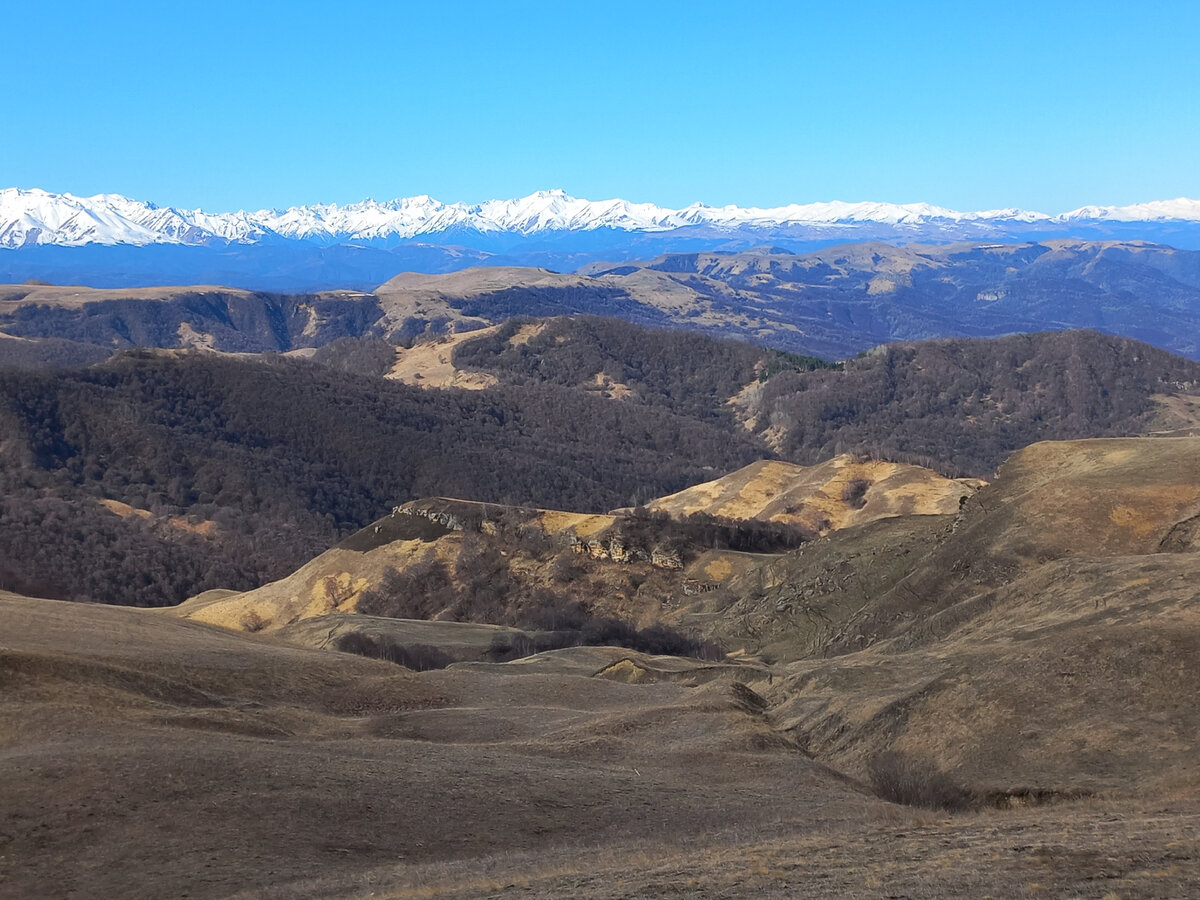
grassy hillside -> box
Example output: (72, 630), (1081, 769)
(759, 438), (1200, 808)
(0, 592), (859, 900)
(6, 438), (1200, 897)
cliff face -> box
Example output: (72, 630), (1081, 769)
(393, 499), (684, 567)
(0, 285), (384, 352)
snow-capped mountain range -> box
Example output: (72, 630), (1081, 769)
(4, 187), (1200, 250)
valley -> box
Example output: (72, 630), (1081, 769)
(2, 320), (1197, 608)
(3, 433), (1200, 898)
(3, 264), (1200, 898)
(10, 4), (1200, 896)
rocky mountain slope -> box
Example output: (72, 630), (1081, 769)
(170, 453), (971, 640)
(170, 492), (807, 640)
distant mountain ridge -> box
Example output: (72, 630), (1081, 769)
(4, 239), (1200, 360)
(5, 187), (1200, 252)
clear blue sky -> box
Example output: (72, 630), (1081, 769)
(5, 0), (1199, 213)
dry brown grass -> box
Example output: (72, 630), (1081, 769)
(384, 327), (501, 390)
(0, 594), (872, 900)
(645, 456), (978, 534)
(7, 437), (1200, 898)
(242, 798), (1200, 899)
(6, 586), (1198, 899)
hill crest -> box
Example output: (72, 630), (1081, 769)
(638, 456), (982, 534)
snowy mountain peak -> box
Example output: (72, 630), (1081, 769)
(1060, 198), (1200, 222)
(2, 187), (1200, 250)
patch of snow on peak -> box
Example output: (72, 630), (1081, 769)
(2, 188), (1199, 249)
(1058, 198), (1200, 222)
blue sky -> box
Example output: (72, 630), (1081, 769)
(5, 0), (1199, 212)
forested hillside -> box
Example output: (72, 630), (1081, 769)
(0, 352), (766, 605)
(748, 330), (1200, 474)
(2, 324), (1198, 607)
(451, 316), (833, 420)
(448, 322), (1200, 476)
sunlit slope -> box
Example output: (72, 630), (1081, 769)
(770, 437), (1200, 800)
(642, 456), (981, 533)
(0, 591), (878, 900)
